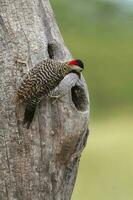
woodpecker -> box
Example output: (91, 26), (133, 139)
(14, 59), (84, 128)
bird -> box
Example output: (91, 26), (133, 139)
(14, 59), (84, 128)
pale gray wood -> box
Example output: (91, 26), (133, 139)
(0, 0), (90, 199)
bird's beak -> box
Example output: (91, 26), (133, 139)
(69, 70), (81, 78)
(75, 71), (81, 79)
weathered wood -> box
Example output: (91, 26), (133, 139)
(0, 0), (90, 199)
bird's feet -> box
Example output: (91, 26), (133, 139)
(48, 91), (69, 104)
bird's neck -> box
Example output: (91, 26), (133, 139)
(57, 63), (70, 76)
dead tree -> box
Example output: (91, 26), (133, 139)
(0, 0), (90, 199)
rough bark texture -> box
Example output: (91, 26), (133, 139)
(0, 0), (90, 199)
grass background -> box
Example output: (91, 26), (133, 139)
(50, 0), (133, 199)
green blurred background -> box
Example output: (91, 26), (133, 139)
(50, 0), (133, 199)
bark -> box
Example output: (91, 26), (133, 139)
(0, 0), (90, 199)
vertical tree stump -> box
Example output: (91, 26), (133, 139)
(0, 0), (90, 199)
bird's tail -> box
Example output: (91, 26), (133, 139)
(23, 103), (37, 129)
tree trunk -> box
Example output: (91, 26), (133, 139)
(0, 0), (90, 199)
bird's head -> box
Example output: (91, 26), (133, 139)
(67, 59), (84, 77)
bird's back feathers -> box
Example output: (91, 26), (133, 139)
(14, 59), (68, 128)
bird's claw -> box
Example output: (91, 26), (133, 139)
(48, 92), (69, 105)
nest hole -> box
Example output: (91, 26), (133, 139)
(48, 43), (58, 59)
(71, 85), (88, 111)
(47, 43), (55, 59)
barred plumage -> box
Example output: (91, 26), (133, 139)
(14, 59), (84, 128)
